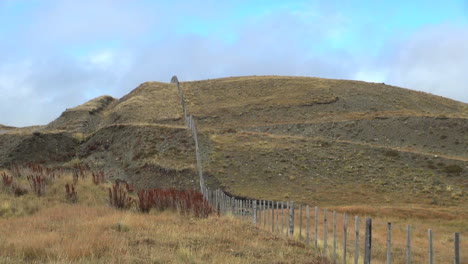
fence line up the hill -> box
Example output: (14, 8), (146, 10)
(170, 76), (462, 264)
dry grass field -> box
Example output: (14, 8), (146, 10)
(0, 168), (328, 264)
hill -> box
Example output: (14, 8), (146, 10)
(0, 76), (466, 212)
(0, 124), (15, 132)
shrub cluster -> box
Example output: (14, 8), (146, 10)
(65, 183), (78, 203)
(108, 182), (135, 209)
(136, 188), (212, 217)
(27, 175), (46, 196)
(92, 170), (106, 185)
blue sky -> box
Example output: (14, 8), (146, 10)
(1, 0), (467, 126)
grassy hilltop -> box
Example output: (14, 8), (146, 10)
(1, 76), (466, 209)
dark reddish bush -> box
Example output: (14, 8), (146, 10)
(137, 188), (211, 217)
(72, 164), (88, 184)
(92, 170), (105, 185)
(10, 163), (22, 177)
(65, 183), (78, 203)
(125, 182), (134, 192)
(137, 189), (154, 213)
(109, 182), (134, 209)
(1, 172), (13, 187)
(27, 175), (46, 196)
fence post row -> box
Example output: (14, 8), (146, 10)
(175, 76), (463, 264)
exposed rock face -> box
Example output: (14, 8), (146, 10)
(46, 95), (117, 133)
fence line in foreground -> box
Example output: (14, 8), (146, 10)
(172, 75), (463, 264)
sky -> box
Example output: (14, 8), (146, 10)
(0, 0), (467, 127)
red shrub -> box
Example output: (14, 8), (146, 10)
(1, 172), (13, 187)
(138, 188), (211, 217)
(109, 182), (134, 209)
(10, 163), (22, 177)
(65, 183), (78, 203)
(27, 175), (46, 196)
(125, 182), (134, 193)
(137, 189), (155, 213)
(92, 170), (105, 185)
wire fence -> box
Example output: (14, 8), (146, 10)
(171, 75), (464, 264)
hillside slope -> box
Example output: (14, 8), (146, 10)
(0, 76), (466, 209)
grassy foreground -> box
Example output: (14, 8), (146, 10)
(0, 169), (328, 264)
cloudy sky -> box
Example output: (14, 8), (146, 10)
(1, 0), (467, 127)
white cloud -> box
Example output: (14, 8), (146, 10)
(383, 24), (468, 103)
(0, 3), (467, 127)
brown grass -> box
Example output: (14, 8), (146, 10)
(0, 168), (328, 263)
(256, 205), (466, 264)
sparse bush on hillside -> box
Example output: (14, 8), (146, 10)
(1, 172), (13, 187)
(72, 163), (89, 184)
(383, 149), (400, 158)
(65, 183), (77, 203)
(137, 189), (154, 213)
(27, 175), (46, 196)
(109, 182), (134, 209)
(152, 188), (212, 217)
(10, 163), (22, 177)
(92, 170), (105, 185)
(136, 188), (211, 217)
(444, 164), (463, 174)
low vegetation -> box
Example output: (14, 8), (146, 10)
(0, 164), (328, 263)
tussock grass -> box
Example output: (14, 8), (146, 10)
(0, 168), (328, 263)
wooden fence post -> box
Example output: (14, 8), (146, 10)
(282, 201), (285, 236)
(386, 222), (391, 264)
(454, 232), (460, 264)
(343, 213), (347, 264)
(333, 211), (337, 263)
(406, 225), (411, 264)
(364, 218), (372, 264)
(315, 206), (319, 250)
(289, 201), (295, 236)
(355, 216), (360, 264)
(263, 200), (267, 227)
(276, 201), (280, 232)
(272, 201), (275, 232)
(428, 229), (433, 264)
(253, 200), (257, 225)
(299, 204), (303, 240)
(324, 209), (328, 256)
(306, 205), (311, 247)
(286, 201), (290, 236)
